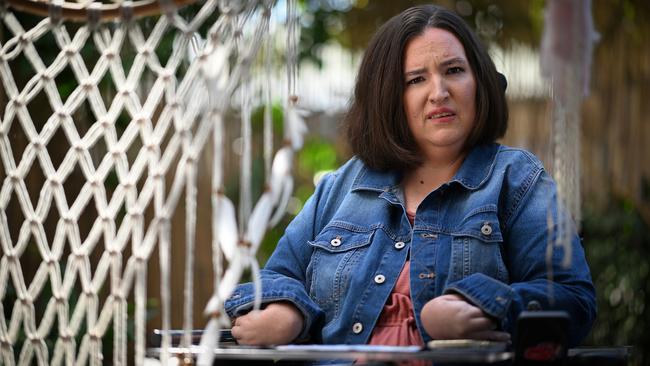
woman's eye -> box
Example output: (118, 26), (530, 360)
(406, 76), (425, 85)
(447, 66), (464, 75)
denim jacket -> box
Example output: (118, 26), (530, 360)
(225, 143), (596, 347)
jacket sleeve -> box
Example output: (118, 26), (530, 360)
(224, 171), (339, 341)
(443, 169), (597, 347)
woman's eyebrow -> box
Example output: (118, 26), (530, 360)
(404, 67), (427, 77)
(404, 57), (468, 76)
(440, 57), (467, 67)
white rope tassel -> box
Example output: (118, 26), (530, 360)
(269, 177), (294, 227)
(182, 154), (198, 349)
(286, 0), (299, 99)
(159, 220), (172, 364)
(214, 195), (239, 262)
(239, 82), (253, 232)
(263, 24), (274, 185)
(135, 252), (147, 365)
(197, 317), (221, 366)
(268, 146), (294, 226)
(285, 104), (308, 151)
(245, 192), (274, 253)
(211, 112), (225, 287)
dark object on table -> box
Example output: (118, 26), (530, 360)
(514, 310), (569, 366)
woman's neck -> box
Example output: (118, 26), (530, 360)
(402, 151), (466, 214)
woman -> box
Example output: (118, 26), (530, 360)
(225, 5), (596, 348)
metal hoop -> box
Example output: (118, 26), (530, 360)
(4, 0), (197, 22)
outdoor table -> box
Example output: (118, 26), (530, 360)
(148, 330), (630, 365)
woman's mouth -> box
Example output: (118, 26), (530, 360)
(427, 112), (454, 119)
(426, 108), (456, 122)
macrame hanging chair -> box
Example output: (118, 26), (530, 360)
(0, 0), (303, 364)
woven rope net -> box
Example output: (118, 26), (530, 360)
(0, 0), (303, 364)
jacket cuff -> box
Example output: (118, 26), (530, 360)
(225, 283), (324, 342)
(443, 272), (514, 320)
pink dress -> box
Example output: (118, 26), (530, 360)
(367, 260), (424, 347)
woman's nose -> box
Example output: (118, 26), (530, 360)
(428, 77), (450, 104)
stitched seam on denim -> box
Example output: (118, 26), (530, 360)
(419, 217), (501, 236)
(350, 160), (390, 193)
(313, 222), (411, 244)
(324, 220), (379, 233)
(456, 203), (498, 228)
(413, 223), (444, 233)
(308, 240), (371, 253)
(450, 238), (462, 281)
(499, 146), (543, 167)
(352, 185), (385, 193)
(313, 169), (339, 236)
(474, 145), (503, 189)
(308, 229), (375, 253)
(449, 144), (499, 190)
(463, 204), (499, 219)
(450, 232), (503, 242)
(495, 243), (509, 283)
(308, 250), (327, 307)
(463, 237), (471, 278)
(350, 160), (369, 190)
(378, 191), (400, 206)
(501, 147), (544, 169)
(503, 165), (542, 229)
(333, 249), (357, 318)
(473, 144), (500, 188)
(451, 235), (508, 283)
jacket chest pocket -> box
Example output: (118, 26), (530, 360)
(307, 224), (373, 321)
(448, 206), (509, 284)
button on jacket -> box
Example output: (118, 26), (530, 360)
(225, 143), (596, 347)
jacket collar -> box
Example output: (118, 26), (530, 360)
(351, 143), (499, 192)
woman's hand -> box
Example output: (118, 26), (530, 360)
(420, 294), (510, 341)
(231, 302), (304, 346)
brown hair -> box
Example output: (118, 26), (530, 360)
(345, 5), (508, 171)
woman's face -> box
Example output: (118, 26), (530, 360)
(402, 27), (477, 158)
